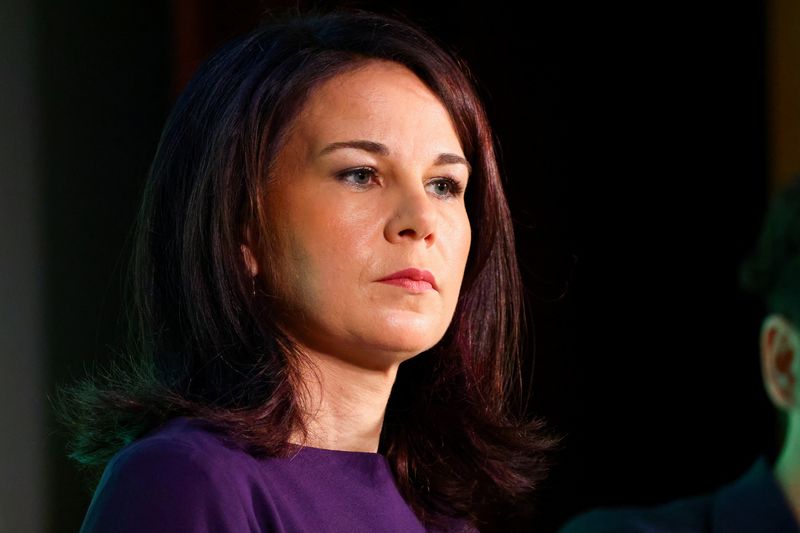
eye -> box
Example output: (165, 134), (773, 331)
(426, 177), (465, 199)
(335, 167), (378, 189)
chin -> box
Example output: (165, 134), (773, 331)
(355, 342), (430, 371)
(292, 309), (452, 369)
(358, 322), (445, 361)
(374, 338), (434, 359)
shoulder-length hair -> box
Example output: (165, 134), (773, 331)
(58, 7), (556, 529)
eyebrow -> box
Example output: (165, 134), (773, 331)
(318, 139), (472, 175)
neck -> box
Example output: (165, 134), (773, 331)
(775, 414), (800, 523)
(290, 349), (399, 453)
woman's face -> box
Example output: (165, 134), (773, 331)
(260, 60), (471, 372)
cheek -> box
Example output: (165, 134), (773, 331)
(283, 199), (380, 301)
(438, 209), (472, 311)
(320, 201), (379, 257)
(448, 209), (472, 274)
(459, 213), (472, 265)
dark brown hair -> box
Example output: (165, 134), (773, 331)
(57, 7), (556, 529)
(739, 175), (800, 327)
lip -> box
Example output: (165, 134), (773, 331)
(377, 268), (438, 292)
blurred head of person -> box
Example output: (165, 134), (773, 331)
(740, 175), (800, 511)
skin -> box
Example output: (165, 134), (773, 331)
(241, 60), (472, 452)
(761, 313), (800, 521)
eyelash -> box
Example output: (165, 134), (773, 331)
(334, 167), (465, 198)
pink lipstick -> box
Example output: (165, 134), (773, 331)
(377, 268), (438, 292)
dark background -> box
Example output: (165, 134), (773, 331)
(1, 1), (783, 531)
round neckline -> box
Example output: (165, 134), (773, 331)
(169, 417), (386, 459)
(286, 442), (384, 458)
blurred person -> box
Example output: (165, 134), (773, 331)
(561, 177), (800, 532)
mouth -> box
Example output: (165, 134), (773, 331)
(377, 268), (438, 292)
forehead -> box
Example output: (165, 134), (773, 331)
(290, 60), (463, 154)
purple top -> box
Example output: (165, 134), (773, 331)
(80, 416), (476, 532)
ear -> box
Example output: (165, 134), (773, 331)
(761, 314), (800, 411)
(240, 243), (259, 277)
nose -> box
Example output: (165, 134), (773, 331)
(383, 183), (437, 246)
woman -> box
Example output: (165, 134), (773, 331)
(60, 7), (556, 532)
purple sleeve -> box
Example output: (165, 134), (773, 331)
(80, 439), (260, 533)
